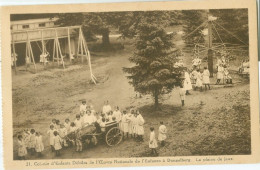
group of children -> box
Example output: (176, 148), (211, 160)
(17, 129), (44, 160)
(178, 54), (235, 107)
(121, 109), (145, 141)
(17, 99), (169, 159)
(179, 66), (211, 106)
(216, 56), (233, 84)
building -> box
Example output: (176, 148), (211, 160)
(11, 17), (79, 66)
(11, 17), (59, 31)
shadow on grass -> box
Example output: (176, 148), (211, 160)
(139, 104), (182, 117)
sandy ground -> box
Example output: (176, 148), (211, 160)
(12, 44), (250, 160)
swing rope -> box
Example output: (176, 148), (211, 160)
(35, 41), (43, 53)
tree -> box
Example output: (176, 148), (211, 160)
(56, 12), (126, 47)
(123, 12), (183, 108)
(118, 11), (180, 39)
(182, 10), (207, 46)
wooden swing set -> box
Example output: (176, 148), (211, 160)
(11, 26), (97, 84)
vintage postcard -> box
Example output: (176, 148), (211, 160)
(1, 0), (260, 169)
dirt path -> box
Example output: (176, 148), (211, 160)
(12, 46), (250, 159)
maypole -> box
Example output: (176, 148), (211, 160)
(207, 11), (214, 77)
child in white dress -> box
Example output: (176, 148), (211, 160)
(136, 110), (145, 142)
(80, 100), (87, 114)
(121, 110), (129, 139)
(17, 135), (27, 160)
(35, 132), (44, 157)
(127, 109), (134, 138)
(28, 129), (36, 155)
(132, 113), (138, 139)
(53, 131), (62, 156)
(202, 66), (211, 90)
(47, 125), (56, 152)
(158, 122), (167, 147)
(59, 124), (68, 147)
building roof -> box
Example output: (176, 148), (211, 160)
(11, 17), (59, 25)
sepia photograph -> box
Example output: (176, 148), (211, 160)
(1, 0), (259, 169)
(10, 9), (251, 160)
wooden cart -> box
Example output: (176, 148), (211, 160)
(66, 121), (123, 147)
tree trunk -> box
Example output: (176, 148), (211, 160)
(154, 88), (159, 109)
(102, 28), (110, 47)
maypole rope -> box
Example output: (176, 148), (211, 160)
(183, 21), (208, 39)
(212, 22), (224, 44)
(213, 21), (248, 46)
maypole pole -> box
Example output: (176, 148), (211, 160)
(207, 10), (214, 77)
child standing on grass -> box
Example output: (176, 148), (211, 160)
(35, 132), (44, 157)
(195, 69), (203, 91)
(158, 122), (167, 147)
(47, 125), (55, 152)
(80, 100), (87, 114)
(53, 131), (62, 156)
(202, 66), (211, 90)
(121, 110), (129, 139)
(28, 129), (36, 155)
(17, 135), (27, 160)
(132, 112), (138, 139)
(179, 85), (186, 106)
(59, 124), (68, 147)
(75, 129), (83, 152)
(127, 109), (134, 138)
(136, 110), (145, 142)
(149, 127), (158, 156)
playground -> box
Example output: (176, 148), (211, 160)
(12, 35), (250, 159)
(11, 10), (250, 159)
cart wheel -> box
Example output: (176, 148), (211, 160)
(106, 127), (123, 146)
